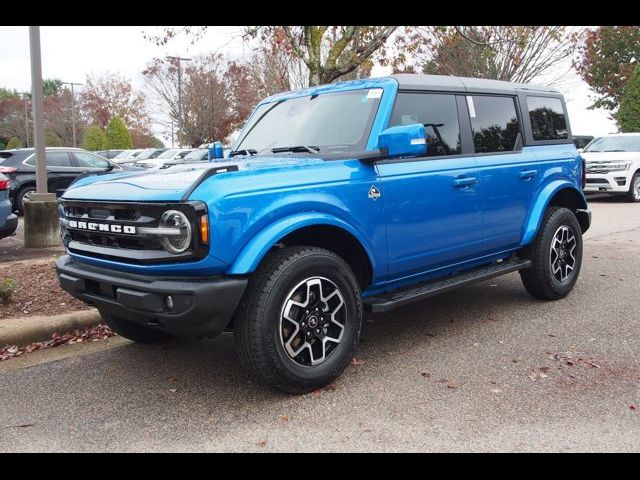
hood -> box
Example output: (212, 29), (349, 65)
(581, 151), (640, 162)
(62, 156), (326, 202)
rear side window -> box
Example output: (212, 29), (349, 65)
(26, 151), (73, 167)
(527, 96), (568, 141)
(389, 93), (461, 157)
(468, 96), (520, 153)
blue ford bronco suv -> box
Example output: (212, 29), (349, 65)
(56, 74), (590, 393)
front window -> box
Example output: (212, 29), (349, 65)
(74, 152), (110, 169)
(583, 136), (640, 153)
(234, 89), (383, 156)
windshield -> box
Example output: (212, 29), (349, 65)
(184, 149), (208, 160)
(583, 136), (640, 152)
(135, 150), (155, 160)
(114, 150), (132, 159)
(157, 149), (179, 159)
(234, 88), (383, 155)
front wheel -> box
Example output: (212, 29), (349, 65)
(626, 171), (640, 203)
(234, 246), (363, 394)
(519, 207), (583, 300)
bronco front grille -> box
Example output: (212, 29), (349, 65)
(59, 200), (208, 264)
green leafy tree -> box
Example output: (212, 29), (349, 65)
(42, 78), (63, 96)
(0, 142), (6, 150)
(82, 124), (107, 150)
(105, 117), (133, 149)
(0, 87), (19, 99)
(45, 131), (63, 146)
(574, 26), (640, 112)
(6, 137), (22, 149)
(152, 137), (165, 148)
(619, 65), (640, 133)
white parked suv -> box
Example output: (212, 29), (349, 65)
(582, 133), (640, 202)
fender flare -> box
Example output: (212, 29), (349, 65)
(520, 180), (588, 246)
(226, 212), (378, 276)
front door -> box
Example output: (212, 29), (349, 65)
(377, 92), (483, 280)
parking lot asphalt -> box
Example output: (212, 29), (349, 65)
(0, 195), (639, 452)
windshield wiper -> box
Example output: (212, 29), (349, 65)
(271, 145), (320, 154)
(229, 148), (257, 157)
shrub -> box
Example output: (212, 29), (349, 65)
(6, 137), (22, 149)
(45, 131), (63, 147)
(0, 278), (17, 305)
(619, 64), (640, 133)
(105, 117), (133, 149)
(82, 125), (107, 151)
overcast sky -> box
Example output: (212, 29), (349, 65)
(0, 25), (619, 144)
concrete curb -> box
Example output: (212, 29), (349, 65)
(0, 309), (101, 348)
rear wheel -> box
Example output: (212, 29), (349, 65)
(15, 185), (36, 215)
(100, 310), (173, 343)
(234, 246), (363, 394)
(519, 207), (583, 300)
(625, 171), (640, 203)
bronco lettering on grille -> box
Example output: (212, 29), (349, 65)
(68, 220), (136, 235)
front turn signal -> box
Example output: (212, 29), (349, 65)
(199, 214), (209, 244)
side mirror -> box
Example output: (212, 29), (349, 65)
(377, 124), (427, 158)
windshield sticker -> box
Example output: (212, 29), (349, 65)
(367, 89), (383, 99)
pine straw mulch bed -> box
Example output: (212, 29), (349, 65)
(0, 259), (91, 320)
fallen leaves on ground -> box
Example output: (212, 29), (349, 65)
(631, 404), (637, 411)
(0, 324), (116, 361)
(279, 415), (289, 422)
(351, 357), (366, 366)
(257, 439), (268, 448)
(548, 351), (602, 369)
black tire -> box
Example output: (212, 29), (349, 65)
(519, 207), (583, 300)
(15, 185), (36, 215)
(100, 310), (173, 343)
(625, 171), (640, 203)
(234, 246), (363, 394)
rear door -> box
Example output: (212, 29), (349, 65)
(377, 92), (483, 279)
(468, 95), (541, 252)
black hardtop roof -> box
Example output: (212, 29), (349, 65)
(391, 73), (561, 96)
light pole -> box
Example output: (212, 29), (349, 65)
(165, 56), (191, 147)
(170, 120), (174, 148)
(25, 25), (59, 248)
(19, 92), (30, 147)
(62, 81), (82, 147)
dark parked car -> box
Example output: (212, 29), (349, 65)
(95, 149), (124, 159)
(0, 173), (18, 239)
(0, 147), (133, 214)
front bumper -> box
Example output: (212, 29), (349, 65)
(55, 255), (247, 338)
(584, 171), (633, 193)
(0, 213), (18, 239)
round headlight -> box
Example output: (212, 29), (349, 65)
(159, 210), (192, 254)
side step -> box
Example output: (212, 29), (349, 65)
(364, 259), (531, 313)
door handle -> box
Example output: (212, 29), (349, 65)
(519, 170), (538, 180)
(452, 177), (477, 188)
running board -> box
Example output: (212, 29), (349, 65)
(364, 259), (531, 313)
